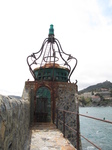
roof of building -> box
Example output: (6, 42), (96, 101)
(34, 63), (70, 71)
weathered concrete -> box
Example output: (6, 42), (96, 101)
(24, 123), (76, 150)
(0, 90), (30, 150)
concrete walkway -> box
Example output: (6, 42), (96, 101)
(25, 123), (76, 150)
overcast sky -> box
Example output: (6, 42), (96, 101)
(0, 0), (112, 96)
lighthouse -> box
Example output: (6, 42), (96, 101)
(26, 25), (78, 123)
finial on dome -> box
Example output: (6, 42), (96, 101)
(49, 24), (54, 35)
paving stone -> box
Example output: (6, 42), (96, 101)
(25, 123), (76, 150)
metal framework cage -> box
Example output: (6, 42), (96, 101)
(27, 25), (77, 82)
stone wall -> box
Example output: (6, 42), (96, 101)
(55, 83), (79, 148)
(0, 89), (30, 150)
(0, 81), (81, 149)
(25, 81), (81, 149)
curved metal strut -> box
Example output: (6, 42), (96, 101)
(27, 25), (78, 82)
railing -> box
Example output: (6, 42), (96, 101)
(55, 108), (112, 150)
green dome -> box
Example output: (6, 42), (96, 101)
(34, 64), (69, 82)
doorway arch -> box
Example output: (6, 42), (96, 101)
(36, 87), (51, 122)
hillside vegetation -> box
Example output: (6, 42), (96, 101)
(78, 81), (112, 107)
(79, 80), (112, 94)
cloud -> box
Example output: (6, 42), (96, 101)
(109, 0), (112, 6)
(0, 0), (112, 95)
(97, 0), (112, 24)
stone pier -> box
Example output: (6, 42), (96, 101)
(24, 123), (76, 150)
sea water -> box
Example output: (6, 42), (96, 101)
(79, 107), (112, 150)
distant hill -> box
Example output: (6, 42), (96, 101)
(79, 80), (112, 94)
(8, 95), (21, 100)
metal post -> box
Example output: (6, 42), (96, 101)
(63, 111), (65, 138)
(56, 109), (58, 128)
(76, 103), (80, 150)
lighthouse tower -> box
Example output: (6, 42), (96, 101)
(26, 25), (78, 124)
